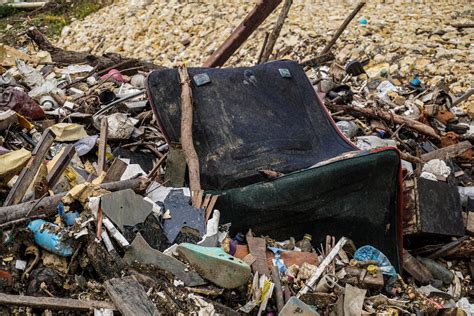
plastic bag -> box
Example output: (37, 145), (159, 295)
(354, 245), (397, 289)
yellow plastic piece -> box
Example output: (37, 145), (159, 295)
(16, 113), (33, 130)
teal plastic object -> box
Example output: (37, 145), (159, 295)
(27, 219), (73, 257)
(177, 243), (251, 289)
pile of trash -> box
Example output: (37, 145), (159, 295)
(0, 2), (473, 315)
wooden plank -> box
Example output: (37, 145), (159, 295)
(0, 293), (116, 311)
(195, 190), (204, 208)
(97, 117), (108, 174)
(421, 141), (472, 162)
(246, 231), (270, 276)
(103, 158), (127, 183)
(3, 128), (56, 206)
(46, 144), (76, 187)
(104, 276), (160, 316)
(201, 194), (212, 210)
(271, 266), (284, 312)
(205, 195), (218, 222)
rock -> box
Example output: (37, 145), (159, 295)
(177, 243), (251, 289)
(55, 1), (471, 95)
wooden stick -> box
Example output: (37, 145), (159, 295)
(451, 23), (474, 29)
(329, 103), (441, 141)
(97, 117), (108, 174)
(0, 177), (147, 225)
(178, 66), (201, 205)
(26, 27), (160, 71)
(299, 53), (335, 69)
(201, 194), (212, 210)
(320, 2), (366, 55)
(271, 266), (284, 312)
(204, 0), (282, 67)
(103, 158), (128, 183)
(205, 195), (219, 222)
(260, 0), (293, 63)
(3, 128), (56, 206)
(399, 151), (423, 164)
(452, 88), (473, 107)
(297, 237), (348, 297)
(46, 144), (76, 187)
(421, 141), (472, 162)
(0, 293), (116, 311)
(147, 152), (168, 180)
(256, 32), (270, 64)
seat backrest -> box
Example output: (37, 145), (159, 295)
(147, 60), (357, 189)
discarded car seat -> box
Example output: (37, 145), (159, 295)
(147, 60), (402, 269)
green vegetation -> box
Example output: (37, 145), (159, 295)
(0, 5), (18, 19)
(74, 1), (101, 20)
(31, 14), (68, 37)
(0, 0), (107, 45)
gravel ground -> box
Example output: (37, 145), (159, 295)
(56, 0), (472, 95)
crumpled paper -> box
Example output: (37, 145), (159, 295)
(0, 148), (31, 185)
(51, 123), (89, 142)
(106, 113), (138, 139)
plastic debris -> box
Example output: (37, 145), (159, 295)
(27, 219), (74, 257)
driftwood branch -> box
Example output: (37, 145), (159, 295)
(178, 66), (201, 205)
(299, 53), (335, 69)
(0, 177), (148, 225)
(329, 103), (441, 141)
(26, 27), (160, 71)
(0, 293), (116, 311)
(256, 32), (270, 64)
(260, 0), (293, 63)
(320, 2), (366, 55)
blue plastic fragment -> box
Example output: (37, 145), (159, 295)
(267, 246), (287, 273)
(354, 245), (397, 289)
(64, 211), (80, 226)
(57, 203), (65, 218)
(359, 18), (368, 25)
(27, 219), (73, 257)
(410, 77), (421, 87)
